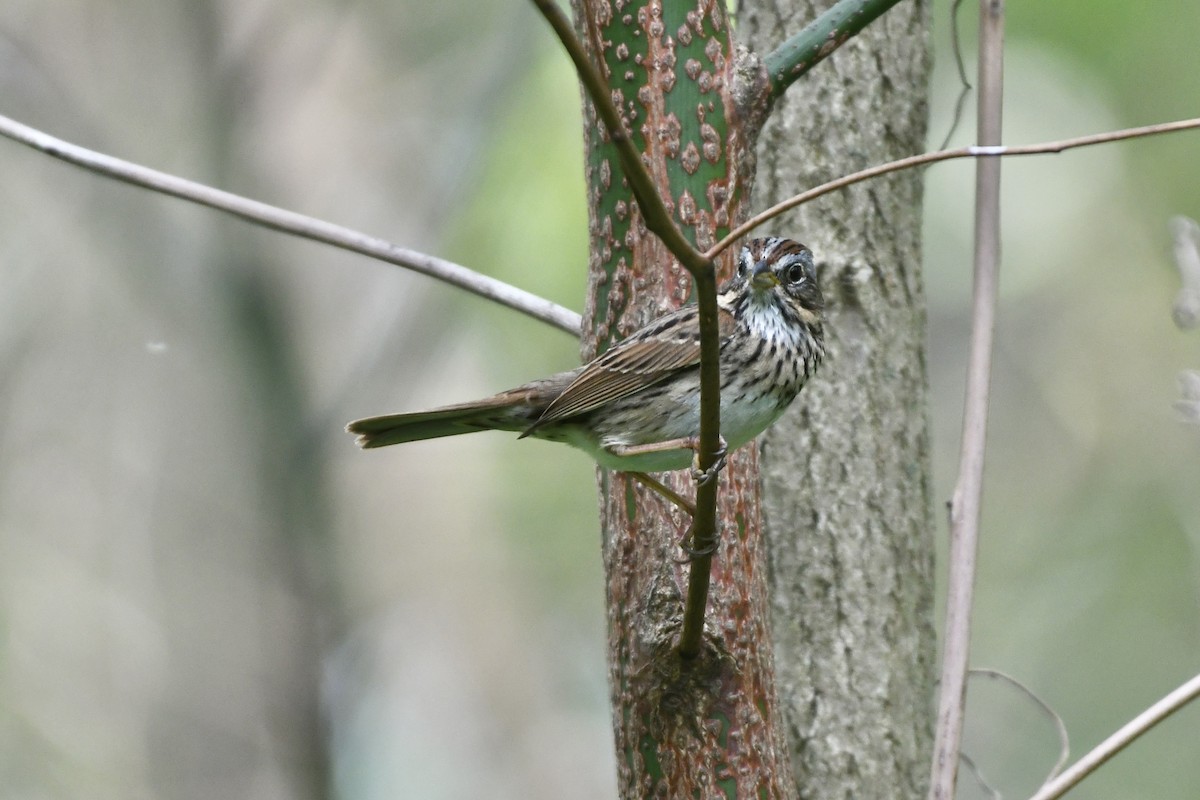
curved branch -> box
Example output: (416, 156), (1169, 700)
(1027, 672), (1200, 800)
(676, 265), (721, 659)
(763, 0), (905, 100)
(528, 0), (708, 275)
(0, 112), (583, 336)
(706, 117), (1200, 259)
(969, 668), (1070, 783)
(530, 0), (721, 659)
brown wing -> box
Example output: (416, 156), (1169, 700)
(524, 304), (736, 432)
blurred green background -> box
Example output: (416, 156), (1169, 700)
(0, 2), (1196, 799)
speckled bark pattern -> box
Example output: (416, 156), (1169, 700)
(741, 2), (936, 798)
(572, 1), (798, 797)
(575, 0), (758, 359)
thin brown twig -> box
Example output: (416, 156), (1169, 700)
(631, 472), (696, 517)
(937, 0), (973, 150)
(1027, 672), (1200, 800)
(706, 117), (1200, 260)
(527, 0), (708, 275)
(929, 1), (1004, 797)
(527, 0), (721, 659)
(0, 112), (583, 336)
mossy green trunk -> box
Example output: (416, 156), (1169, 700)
(572, 1), (794, 797)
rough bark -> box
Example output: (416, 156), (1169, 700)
(741, 1), (937, 797)
(570, 0), (933, 795)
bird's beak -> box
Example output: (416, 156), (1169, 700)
(750, 262), (779, 291)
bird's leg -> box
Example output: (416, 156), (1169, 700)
(607, 435), (730, 486)
(629, 472), (695, 517)
(614, 435), (728, 562)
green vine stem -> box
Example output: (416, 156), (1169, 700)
(763, 0), (906, 100)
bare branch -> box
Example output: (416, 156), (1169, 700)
(929, 1), (1004, 797)
(936, 0), (973, 150)
(527, 0), (708, 275)
(1027, 672), (1200, 800)
(707, 117), (1200, 259)
(0, 112), (583, 336)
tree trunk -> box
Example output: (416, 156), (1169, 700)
(571, 0), (795, 796)
(741, 1), (937, 796)
(572, 0), (934, 795)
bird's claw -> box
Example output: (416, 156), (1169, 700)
(689, 436), (728, 486)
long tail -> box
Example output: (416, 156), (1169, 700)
(348, 371), (580, 449)
(347, 398), (529, 449)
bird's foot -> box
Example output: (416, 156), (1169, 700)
(689, 436), (728, 487)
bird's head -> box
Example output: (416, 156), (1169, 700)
(733, 237), (824, 327)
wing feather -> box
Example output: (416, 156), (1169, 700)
(524, 304), (736, 431)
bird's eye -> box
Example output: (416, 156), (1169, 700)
(736, 258), (748, 279)
(785, 262), (806, 285)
